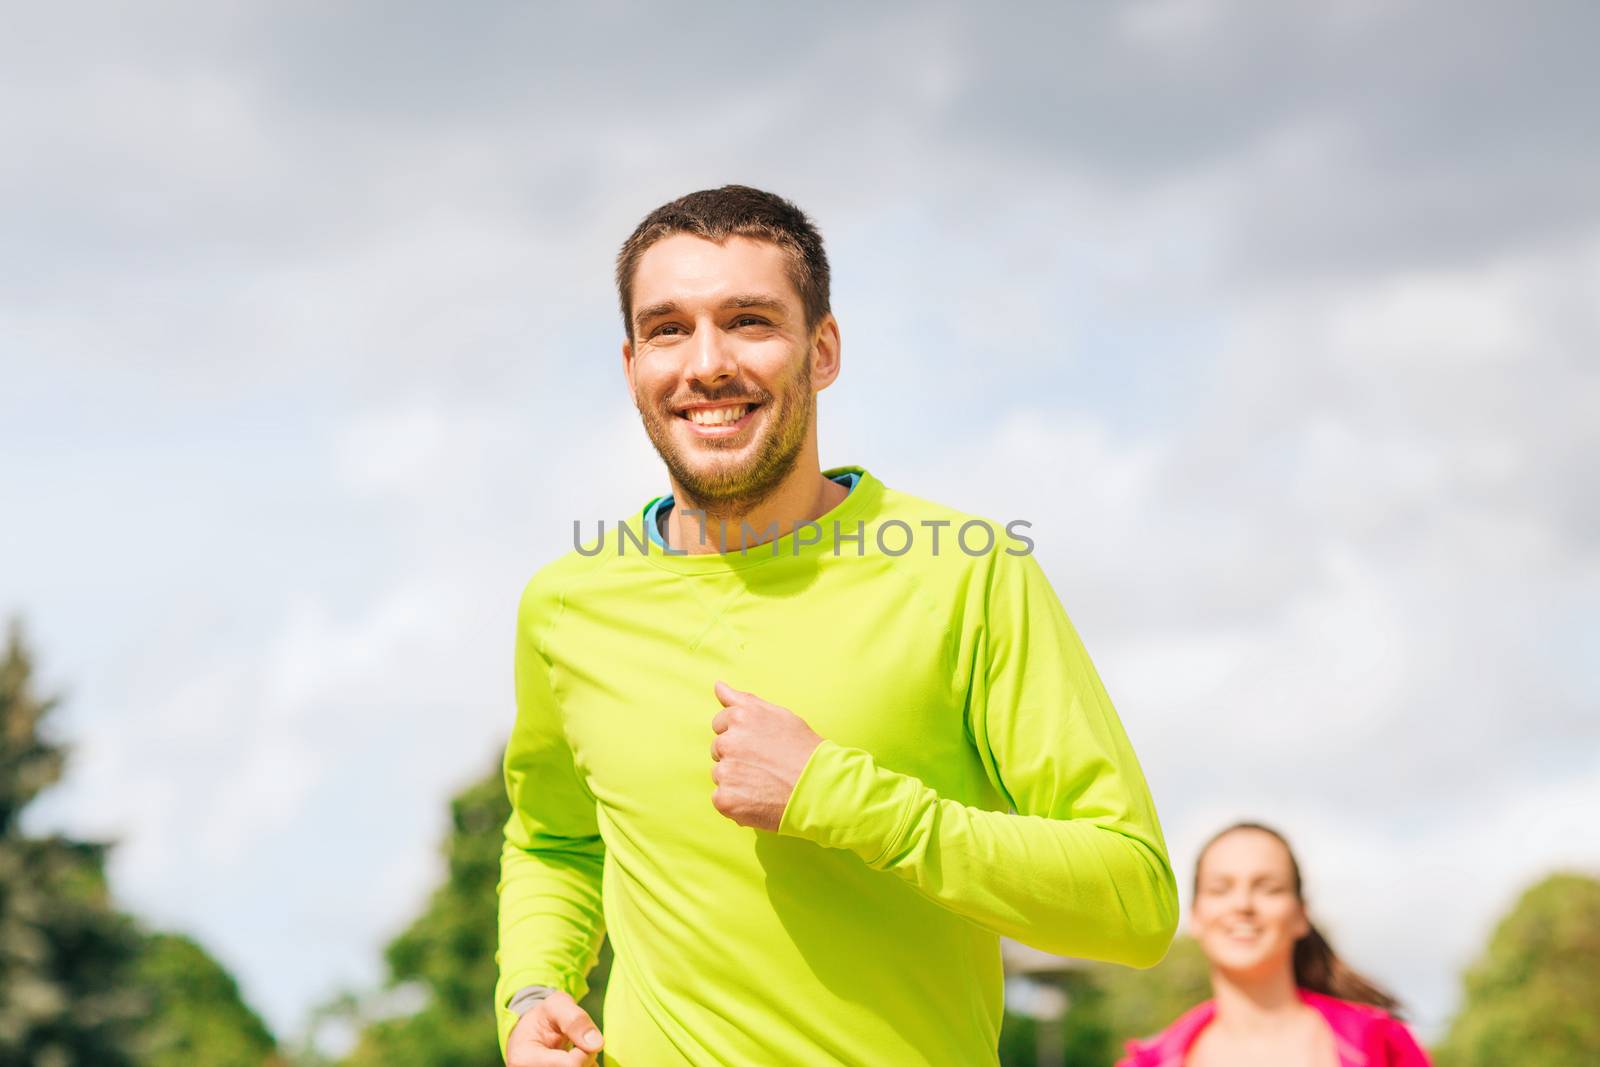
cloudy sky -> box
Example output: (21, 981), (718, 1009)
(4, 0), (1596, 1047)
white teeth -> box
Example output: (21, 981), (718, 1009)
(685, 404), (750, 426)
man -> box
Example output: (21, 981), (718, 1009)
(496, 185), (1178, 1066)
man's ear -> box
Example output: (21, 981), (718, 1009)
(621, 338), (635, 399)
(809, 314), (842, 392)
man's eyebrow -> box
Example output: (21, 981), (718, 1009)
(633, 301), (681, 330)
(723, 293), (787, 312)
(633, 294), (790, 331)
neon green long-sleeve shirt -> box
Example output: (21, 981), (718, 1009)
(495, 465), (1178, 1065)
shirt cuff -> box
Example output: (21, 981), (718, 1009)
(776, 738), (924, 867)
(506, 984), (559, 1017)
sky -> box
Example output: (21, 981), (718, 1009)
(3, 0), (1597, 1048)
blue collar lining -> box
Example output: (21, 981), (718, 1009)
(645, 470), (860, 549)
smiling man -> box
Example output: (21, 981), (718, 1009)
(494, 185), (1179, 1066)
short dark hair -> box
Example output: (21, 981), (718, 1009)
(615, 185), (831, 341)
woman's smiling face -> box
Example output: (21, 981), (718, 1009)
(1190, 827), (1311, 980)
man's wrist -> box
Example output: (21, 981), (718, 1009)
(776, 737), (838, 838)
(777, 739), (923, 867)
(506, 984), (559, 1017)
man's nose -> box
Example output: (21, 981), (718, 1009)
(686, 317), (738, 385)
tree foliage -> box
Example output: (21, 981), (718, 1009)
(1084, 935), (1211, 1059)
(1435, 871), (1600, 1067)
(332, 761), (610, 1067)
(999, 938), (1210, 1067)
(0, 619), (281, 1067)
(129, 931), (282, 1067)
(0, 622), (144, 1066)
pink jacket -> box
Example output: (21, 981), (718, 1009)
(1117, 989), (1432, 1067)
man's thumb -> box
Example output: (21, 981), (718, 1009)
(553, 1000), (603, 1053)
(574, 1021), (603, 1054)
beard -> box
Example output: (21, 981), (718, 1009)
(634, 347), (815, 523)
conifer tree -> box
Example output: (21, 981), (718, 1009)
(0, 621), (143, 1065)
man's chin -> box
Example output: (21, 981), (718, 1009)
(648, 408), (805, 502)
(666, 435), (761, 478)
(673, 464), (764, 501)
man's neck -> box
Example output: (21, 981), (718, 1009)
(664, 465), (849, 555)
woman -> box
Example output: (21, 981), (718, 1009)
(1119, 822), (1430, 1067)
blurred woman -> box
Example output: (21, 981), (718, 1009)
(1118, 822), (1431, 1067)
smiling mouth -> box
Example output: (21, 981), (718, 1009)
(676, 402), (762, 431)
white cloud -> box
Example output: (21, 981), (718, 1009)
(903, 227), (1600, 1038)
(5, 1), (1597, 1047)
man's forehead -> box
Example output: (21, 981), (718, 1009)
(632, 233), (801, 308)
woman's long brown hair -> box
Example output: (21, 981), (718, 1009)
(1194, 821), (1404, 1016)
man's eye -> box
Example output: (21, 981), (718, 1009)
(653, 324), (684, 337)
(734, 316), (768, 328)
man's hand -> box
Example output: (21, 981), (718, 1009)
(709, 680), (824, 831)
(506, 991), (603, 1066)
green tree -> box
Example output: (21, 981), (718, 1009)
(998, 938), (1209, 1067)
(0, 619), (281, 1067)
(331, 762), (610, 1067)
(0, 620), (144, 1066)
(129, 930), (281, 1067)
(1435, 871), (1600, 1067)
(1084, 935), (1210, 1055)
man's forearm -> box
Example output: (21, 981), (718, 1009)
(495, 837), (606, 1056)
(776, 739), (1179, 966)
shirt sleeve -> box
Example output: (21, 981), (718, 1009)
(1377, 1017), (1434, 1067)
(776, 546), (1179, 967)
(494, 573), (607, 1059)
